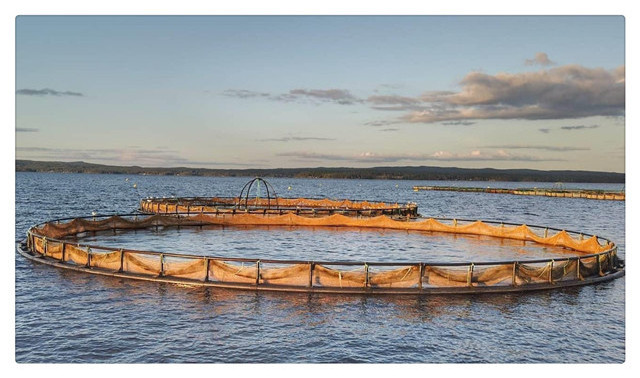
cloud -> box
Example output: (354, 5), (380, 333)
(223, 62), (624, 125)
(221, 89), (271, 99)
(372, 84), (405, 94)
(482, 144), (590, 152)
(16, 88), (84, 97)
(525, 52), (555, 66)
(537, 125), (600, 133)
(403, 64), (624, 123)
(364, 120), (398, 127)
(419, 91), (457, 102)
(286, 89), (362, 105)
(441, 121), (476, 126)
(16, 147), (254, 167)
(424, 150), (562, 162)
(258, 136), (336, 142)
(367, 95), (427, 111)
(223, 88), (362, 105)
(367, 95), (421, 106)
(277, 150), (562, 163)
(16, 128), (39, 132)
(560, 125), (599, 131)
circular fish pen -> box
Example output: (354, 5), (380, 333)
(140, 178), (419, 218)
(17, 179), (624, 295)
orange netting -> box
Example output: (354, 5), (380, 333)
(27, 210), (617, 290)
(28, 233), (615, 289)
(142, 197), (407, 212)
(179, 213), (610, 254)
(90, 250), (122, 271)
(34, 213), (611, 254)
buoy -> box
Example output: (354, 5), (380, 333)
(288, 186), (292, 190)
(395, 184), (399, 188)
(133, 183), (137, 189)
(125, 178), (129, 182)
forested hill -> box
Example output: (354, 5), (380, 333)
(15, 160), (625, 183)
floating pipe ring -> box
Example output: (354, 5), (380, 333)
(18, 195), (623, 295)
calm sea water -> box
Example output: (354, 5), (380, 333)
(14, 172), (625, 363)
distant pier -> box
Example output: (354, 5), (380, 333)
(412, 186), (625, 201)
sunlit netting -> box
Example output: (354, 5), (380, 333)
(140, 197), (419, 218)
(20, 204), (623, 294)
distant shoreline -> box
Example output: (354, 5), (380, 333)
(15, 160), (625, 183)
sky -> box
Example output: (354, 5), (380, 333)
(15, 16), (625, 172)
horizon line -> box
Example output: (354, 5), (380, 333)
(15, 159), (625, 175)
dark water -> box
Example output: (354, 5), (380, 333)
(15, 173), (625, 363)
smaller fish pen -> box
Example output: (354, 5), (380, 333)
(18, 178), (624, 295)
(412, 185), (625, 201)
(141, 178), (419, 217)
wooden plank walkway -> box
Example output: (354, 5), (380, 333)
(412, 186), (625, 201)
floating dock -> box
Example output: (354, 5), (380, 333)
(412, 186), (625, 201)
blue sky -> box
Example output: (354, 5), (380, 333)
(15, 16), (625, 172)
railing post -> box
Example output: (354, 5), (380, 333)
(364, 263), (369, 288)
(597, 254), (603, 276)
(418, 263), (424, 290)
(205, 258), (210, 282)
(119, 249), (125, 272)
(467, 263), (474, 287)
(607, 251), (613, 272)
(512, 262), (518, 286)
(86, 247), (92, 268)
(255, 260), (261, 286)
(576, 257), (582, 280)
(160, 254), (165, 276)
(308, 263), (314, 287)
(61, 242), (66, 262)
(548, 260), (554, 284)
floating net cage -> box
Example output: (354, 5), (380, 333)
(140, 177), (419, 218)
(17, 178), (624, 295)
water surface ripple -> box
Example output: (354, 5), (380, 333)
(15, 173), (625, 363)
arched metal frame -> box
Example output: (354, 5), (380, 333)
(236, 177), (280, 211)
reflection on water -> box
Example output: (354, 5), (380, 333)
(15, 173), (625, 363)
